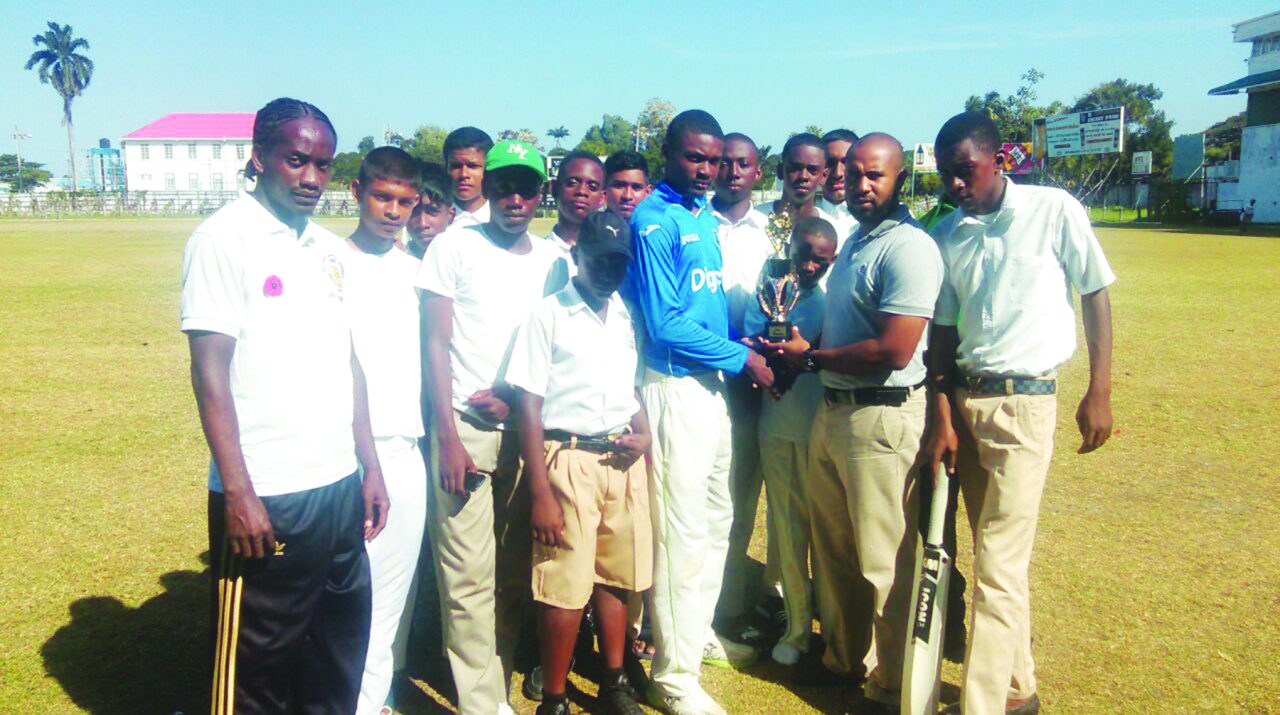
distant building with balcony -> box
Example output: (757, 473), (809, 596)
(1209, 10), (1280, 221)
(121, 113), (254, 194)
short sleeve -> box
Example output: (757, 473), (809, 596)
(504, 303), (554, 398)
(878, 233), (944, 319)
(415, 232), (463, 298)
(1057, 195), (1117, 295)
(180, 231), (245, 336)
(933, 277), (960, 327)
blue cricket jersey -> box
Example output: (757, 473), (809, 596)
(625, 181), (749, 377)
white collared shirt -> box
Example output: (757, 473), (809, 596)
(506, 281), (641, 436)
(822, 205), (944, 389)
(416, 223), (561, 421)
(180, 192), (356, 496)
(933, 178), (1116, 378)
(712, 201), (774, 339)
(544, 227), (578, 296)
(745, 285), (826, 442)
(817, 195), (859, 254)
(451, 200), (491, 229)
(343, 243), (424, 441)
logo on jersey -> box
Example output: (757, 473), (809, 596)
(640, 224), (662, 238)
(322, 254), (345, 300)
(680, 233), (700, 245)
(690, 268), (722, 293)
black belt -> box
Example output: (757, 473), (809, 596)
(825, 381), (925, 407)
(962, 375), (1056, 396)
(544, 429), (622, 453)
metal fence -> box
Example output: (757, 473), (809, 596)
(0, 190), (359, 218)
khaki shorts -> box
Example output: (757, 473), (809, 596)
(532, 440), (653, 609)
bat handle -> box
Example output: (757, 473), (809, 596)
(926, 463), (950, 547)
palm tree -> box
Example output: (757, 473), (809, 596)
(25, 22), (94, 192)
(547, 125), (570, 150)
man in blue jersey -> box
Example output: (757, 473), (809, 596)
(627, 109), (774, 715)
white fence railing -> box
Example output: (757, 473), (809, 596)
(0, 190), (359, 217)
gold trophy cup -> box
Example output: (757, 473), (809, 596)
(757, 257), (801, 343)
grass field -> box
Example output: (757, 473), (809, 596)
(2, 218), (1278, 714)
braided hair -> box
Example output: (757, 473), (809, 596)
(243, 97), (337, 180)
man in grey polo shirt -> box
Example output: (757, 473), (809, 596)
(772, 133), (943, 712)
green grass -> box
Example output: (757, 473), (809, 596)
(1087, 206), (1144, 224)
(1, 219), (1277, 713)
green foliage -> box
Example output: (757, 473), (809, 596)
(329, 152), (362, 189)
(546, 125), (570, 149)
(357, 136), (375, 155)
(399, 125), (448, 164)
(576, 100), (675, 179)
(496, 128), (544, 152)
(0, 154), (52, 188)
(754, 144), (778, 192)
(25, 21), (93, 190)
(964, 68), (1065, 143)
(803, 124), (824, 137)
(1204, 112), (1244, 163)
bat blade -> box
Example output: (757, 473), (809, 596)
(902, 466), (953, 715)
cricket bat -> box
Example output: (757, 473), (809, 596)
(901, 463), (953, 715)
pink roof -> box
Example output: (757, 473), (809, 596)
(124, 113), (255, 140)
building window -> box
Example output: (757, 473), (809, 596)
(141, 173), (151, 183)
(164, 173), (176, 190)
(188, 144), (197, 159)
(188, 173), (199, 190)
(236, 144), (245, 160)
(164, 144), (174, 159)
(212, 173), (224, 190)
(213, 145), (222, 160)
(141, 145), (150, 160)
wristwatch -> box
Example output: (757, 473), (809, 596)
(802, 348), (819, 373)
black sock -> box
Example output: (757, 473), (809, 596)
(543, 690), (568, 704)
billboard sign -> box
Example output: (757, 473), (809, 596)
(1131, 151), (1153, 176)
(1171, 133), (1205, 180)
(1043, 106), (1125, 157)
(912, 143), (936, 173)
(1000, 143), (1035, 175)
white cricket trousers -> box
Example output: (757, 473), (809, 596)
(642, 368), (734, 700)
(356, 436), (428, 715)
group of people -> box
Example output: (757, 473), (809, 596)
(181, 97), (1115, 715)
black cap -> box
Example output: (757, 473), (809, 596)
(576, 211), (633, 260)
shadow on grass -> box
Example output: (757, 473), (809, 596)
(41, 553), (211, 714)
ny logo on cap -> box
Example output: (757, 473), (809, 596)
(508, 143), (529, 160)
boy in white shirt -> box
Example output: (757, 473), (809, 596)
(444, 127), (494, 228)
(417, 139), (560, 714)
(343, 146), (429, 715)
(742, 217), (837, 667)
(508, 211), (653, 715)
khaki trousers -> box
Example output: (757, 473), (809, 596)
(809, 389), (925, 702)
(427, 411), (530, 715)
(759, 434), (814, 652)
(955, 389), (1055, 714)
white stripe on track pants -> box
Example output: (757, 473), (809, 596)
(642, 368), (734, 701)
(356, 436), (427, 715)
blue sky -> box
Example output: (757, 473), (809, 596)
(0, 1), (1270, 174)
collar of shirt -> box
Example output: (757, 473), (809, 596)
(548, 228), (572, 254)
(711, 201), (768, 229)
(848, 203), (911, 246)
(237, 190), (326, 247)
(561, 279), (627, 326)
(956, 177), (1021, 230)
(817, 195), (848, 217)
(653, 180), (708, 215)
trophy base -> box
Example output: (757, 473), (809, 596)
(765, 320), (792, 343)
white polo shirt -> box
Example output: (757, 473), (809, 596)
(506, 281), (640, 436)
(822, 204), (944, 390)
(713, 202), (774, 339)
(180, 192), (357, 496)
(416, 223), (561, 421)
(744, 285), (826, 443)
(817, 195), (859, 253)
(933, 178), (1116, 378)
(544, 227), (578, 296)
(451, 200), (491, 229)
(343, 242), (425, 441)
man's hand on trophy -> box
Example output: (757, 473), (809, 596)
(765, 326), (810, 370)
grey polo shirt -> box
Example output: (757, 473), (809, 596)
(820, 204), (944, 389)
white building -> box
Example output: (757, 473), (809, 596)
(121, 113), (254, 194)
(1209, 11), (1280, 222)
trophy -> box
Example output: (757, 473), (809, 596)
(757, 257), (800, 343)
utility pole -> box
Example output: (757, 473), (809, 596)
(12, 127), (32, 193)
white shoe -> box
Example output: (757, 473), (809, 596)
(771, 641), (802, 666)
(497, 704), (516, 715)
(702, 634), (758, 669)
(645, 683), (726, 715)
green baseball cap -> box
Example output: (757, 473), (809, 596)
(486, 140), (547, 181)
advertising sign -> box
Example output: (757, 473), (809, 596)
(912, 143), (936, 173)
(1000, 143), (1035, 174)
(1043, 106), (1125, 157)
(1131, 150), (1153, 176)
(1171, 133), (1205, 180)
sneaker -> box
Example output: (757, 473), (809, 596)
(522, 665), (545, 702)
(771, 641), (802, 666)
(702, 634), (758, 669)
(534, 699), (570, 715)
(645, 683), (725, 715)
(596, 671), (645, 715)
